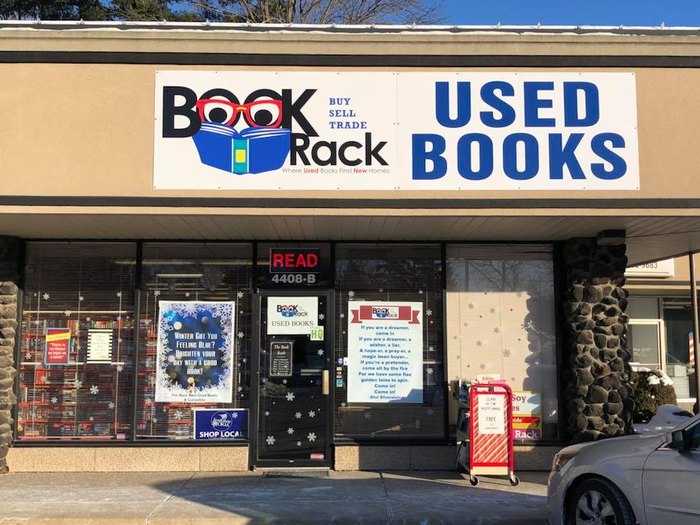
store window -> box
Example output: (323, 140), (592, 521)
(18, 242), (137, 441)
(334, 244), (445, 440)
(446, 245), (558, 441)
(136, 243), (253, 440)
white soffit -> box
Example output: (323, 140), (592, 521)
(1, 211), (700, 265)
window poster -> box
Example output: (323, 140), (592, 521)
(44, 327), (71, 365)
(87, 328), (113, 363)
(155, 301), (235, 403)
(266, 296), (318, 335)
(512, 391), (543, 440)
(346, 301), (423, 403)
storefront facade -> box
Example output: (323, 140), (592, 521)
(2, 22), (700, 472)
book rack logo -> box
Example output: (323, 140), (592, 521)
(162, 86), (314, 175)
(277, 304), (308, 318)
(210, 411), (233, 431)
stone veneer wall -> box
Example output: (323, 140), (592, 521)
(0, 237), (19, 474)
(562, 236), (634, 443)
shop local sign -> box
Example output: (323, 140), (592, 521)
(194, 409), (248, 440)
(154, 71), (639, 191)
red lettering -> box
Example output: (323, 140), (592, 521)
(272, 253), (284, 267)
(296, 254), (307, 267)
(284, 253), (294, 267)
(306, 253), (319, 267)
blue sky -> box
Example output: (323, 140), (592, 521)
(443, 0), (700, 27)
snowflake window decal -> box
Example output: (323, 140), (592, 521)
(266, 435), (276, 446)
(75, 380), (83, 390)
(90, 385), (99, 395)
(348, 291), (355, 298)
(364, 412), (371, 419)
(308, 410), (316, 418)
(294, 412), (302, 419)
(319, 313), (325, 321)
(307, 432), (316, 442)
(237, 291), (244, 299)
(317, 349), (324, 356)
(296, 441), (302, 447)
(286, 392), (295, 402)
(237, 332), (244, 339)
(50, 397), (58, 404)
(116, 365), (124, 373)
(426, 367), (434, 375)
(42, 293), (50, 300)
(426, 309), (432, 317)
(287, 427), (294, 435)
(64, 310), (72, 317)
(108, 402), (116, 410)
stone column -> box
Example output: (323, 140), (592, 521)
(0, 237), (20, 474)
(562, 232), (634, 443)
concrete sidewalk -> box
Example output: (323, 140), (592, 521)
(0, 470), (548, 524)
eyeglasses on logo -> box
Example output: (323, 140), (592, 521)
(161, 86), (318, 175)
(193, 97), (290, 175)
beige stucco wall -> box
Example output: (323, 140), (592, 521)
(0, 27), (699, 202)
(6, 445), (249, 472)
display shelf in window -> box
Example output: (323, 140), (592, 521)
(17, 314), (134, 441)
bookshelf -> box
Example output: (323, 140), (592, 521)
(17, 315), (133, 441)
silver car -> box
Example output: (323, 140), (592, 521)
(547, 413), (700, 524)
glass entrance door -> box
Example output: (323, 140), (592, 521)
(254, 291), (332, 467)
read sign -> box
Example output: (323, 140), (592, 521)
(269, 248), (320, 273)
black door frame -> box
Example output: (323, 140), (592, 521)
(250, 289), (335, 469)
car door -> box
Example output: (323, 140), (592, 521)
(642, 419), (700, 524)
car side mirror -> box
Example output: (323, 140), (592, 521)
(671, 430), (689, 452)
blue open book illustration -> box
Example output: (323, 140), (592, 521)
(193, 123), (291, 174)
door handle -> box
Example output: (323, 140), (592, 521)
(322, 369), (329, 395)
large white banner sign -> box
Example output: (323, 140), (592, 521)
(154, 71), (639, 191)
(347, 302), (423, 403)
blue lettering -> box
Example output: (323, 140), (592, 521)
(524, 82), (555, 127)
(457, 133), (493, 180)
(412, 134), (447, 179)
(564, 82), (600, 127)
(503, 133), (539, 180)
(480, 81), (516, 128)
(435, 82), (472, 128)
(591, 133), (627, 180)
(549, 133), (585, 179)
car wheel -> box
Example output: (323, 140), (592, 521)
(567, 478), (635, 525)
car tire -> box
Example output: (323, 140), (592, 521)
(567, 478), (635, 525)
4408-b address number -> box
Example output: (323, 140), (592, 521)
(270, 273), (317, 284)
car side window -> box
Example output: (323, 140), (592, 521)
(689, 424), (700, 451)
